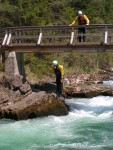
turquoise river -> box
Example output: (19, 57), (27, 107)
(0, 80), (113, 150)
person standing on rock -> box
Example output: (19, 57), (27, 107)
(69, 10), (89, 42)
(52, 60), (64, 98)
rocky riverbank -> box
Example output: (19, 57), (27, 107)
(0, 69), (113, 120)
(0, 74), (69, 120)
(63, 71), (113, 98)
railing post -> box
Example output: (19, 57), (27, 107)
(37, 29), (42, 45)
(6, 29), (12, 45)
(18, 31), (22, 44)
(15, 30), (18, 43)
(70, 31), (74, 45)
(104, 27), (108, 44)
(2, 32), (8, 46)
(6, 33), (12, 45)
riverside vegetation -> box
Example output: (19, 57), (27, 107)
(1, 51), (113, 83)
(22, 52), (113, 83)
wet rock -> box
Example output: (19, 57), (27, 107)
(0, 92), (69, 120)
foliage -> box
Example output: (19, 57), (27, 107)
(24, 52), (113, 81)
(0, 0), (113, 26)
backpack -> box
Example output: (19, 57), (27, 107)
(78, 15), (86, 25)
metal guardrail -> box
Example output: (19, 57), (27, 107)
(1, 24), (113, 52)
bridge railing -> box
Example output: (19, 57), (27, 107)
(0, 28), (5, 45)
(1, 24), (113, 47)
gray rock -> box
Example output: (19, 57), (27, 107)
(20, 82), (31, 94)
(64, 83), (113, 98)
(0, 92), (69, 120)
(11, 75), (24, 88)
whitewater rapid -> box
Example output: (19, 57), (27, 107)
(0, 94), (113, 150)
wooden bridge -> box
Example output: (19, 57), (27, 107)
(1, 24), (113, 52)
(1, 24), (113, 77)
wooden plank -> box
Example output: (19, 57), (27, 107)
(1, 42), (113, 52)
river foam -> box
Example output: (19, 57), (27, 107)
(0, 96), (113, 150)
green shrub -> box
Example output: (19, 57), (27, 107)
(24, 52), (113, 81)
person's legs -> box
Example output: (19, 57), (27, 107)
(82, 28), (86, 42)
(78, 28), (82, 42)
(59, 82), (63, 97)
(56, 82), (60, 96)
(56, 81), (63, 98)
(78, 28), (86, 42)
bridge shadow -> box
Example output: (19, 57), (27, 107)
(31, 82), (56, 93)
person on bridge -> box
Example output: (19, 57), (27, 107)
(52, 60), (64, 99)
(69, 10), (89, 42)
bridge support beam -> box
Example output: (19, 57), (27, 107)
(5, 51), (25, 77)
(0, 54), (2, 63)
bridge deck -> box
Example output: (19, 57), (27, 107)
(1, 42), (113, 52)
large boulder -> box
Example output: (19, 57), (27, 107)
(64, 83), (113, 98)
(0, 92), (69, 120)
(0, 75), (31, 94)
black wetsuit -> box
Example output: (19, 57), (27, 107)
(78, 15), (87, 42)
(54, 66), (63, 97)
